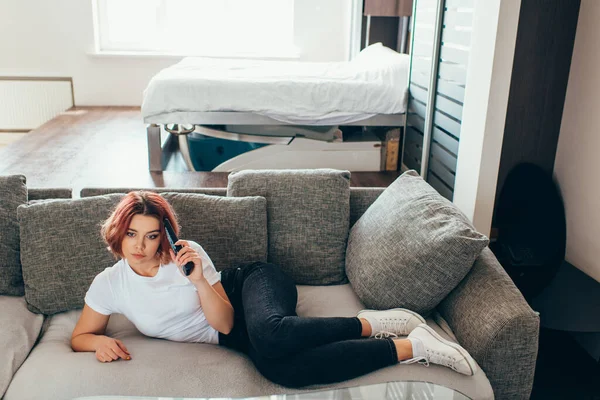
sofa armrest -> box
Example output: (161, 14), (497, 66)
(437, 248), (540, 400)
(0, 296), (44, 398)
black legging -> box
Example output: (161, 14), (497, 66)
(218, 262), (398, 387)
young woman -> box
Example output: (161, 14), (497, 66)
(71, 191), (477, 387)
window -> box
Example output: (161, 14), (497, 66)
(93, 0), (297, 57)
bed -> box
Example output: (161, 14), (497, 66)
(142, 43), (410, 172)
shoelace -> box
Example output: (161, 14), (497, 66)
(378, 318), (408, 335)
(374, 331), (398, 339)
(423, 349), (459, 371)
(401, 354), (457, 371)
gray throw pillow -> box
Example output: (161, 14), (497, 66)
(17, 192), (268, 315)
(0, 175), (28, 296)
(160, 192), (267, 271)
(346, 170), (489, 315)
(18, 195), (125, 314)
(227, 169), (350, 285)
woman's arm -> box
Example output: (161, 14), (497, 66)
(72, 333), (106, 352)
(194, 280), (234, 335)
(171, 241), (234, 335)
(71, 304), (110, 351)
(71, 305), (131, 362)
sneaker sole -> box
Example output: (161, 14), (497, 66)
(357, 308), (427, 333)
(416, 324), (477, 376)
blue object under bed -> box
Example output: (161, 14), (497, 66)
(187, 133), (268, 171)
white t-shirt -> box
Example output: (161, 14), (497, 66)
(85, 240), (222, 344)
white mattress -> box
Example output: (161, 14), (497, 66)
(142, 43), (409, 125)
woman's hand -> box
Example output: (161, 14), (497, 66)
(95, 336), (131, 363)
(170, 240), (205, 284)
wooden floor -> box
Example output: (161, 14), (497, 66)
(0, 132), (29, 149)
(0, 107), (401, 194)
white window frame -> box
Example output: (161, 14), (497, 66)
(91, 0), (300, 59)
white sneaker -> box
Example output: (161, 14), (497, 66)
(357, 308), (425, 338)
(403, 324), (477, 376)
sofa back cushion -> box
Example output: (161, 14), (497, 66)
(28, 188), (72, 201)
(349, 188), (385, 228)
(346, 170), (490, 316)
(227, 169), (351, 285)
(160, 192), (267, 271)
(18, 192), (267, 314)
(18, 195), (125, 314)
(0, 175), (28, 296)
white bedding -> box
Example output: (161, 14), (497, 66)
(141, 43), (409, 125)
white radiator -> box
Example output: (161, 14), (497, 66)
(0, 78), (74, 131)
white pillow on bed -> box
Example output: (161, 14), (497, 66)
(352, 42), (405, 64)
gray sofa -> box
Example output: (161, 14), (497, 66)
(0, 171), (539, 400)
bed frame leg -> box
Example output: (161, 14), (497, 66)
(383, 128), (401, 171)
(178, 134), (196, 171)
(147, 124), (163, 172)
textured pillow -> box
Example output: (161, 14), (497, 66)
(18, 194), (125, 314)
(17, 192), (268, 315)
(160, 192), (267, 271)
(346, 170), (489, 315)
(227, 169), (350, 285)
(0, 175), (28, 295)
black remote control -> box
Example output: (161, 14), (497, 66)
(163, 218), (194, 276)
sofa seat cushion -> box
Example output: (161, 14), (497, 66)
(0, 296), (44, 398)
(346, 170), (490, 316)
(5, 286), (493, 400)
(0, 175), (28, 295)
(227, 169), (351, 285)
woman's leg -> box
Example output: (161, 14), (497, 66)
(238, 263), (477, 387)
(241, 262), (363, 359)
(248, 337), (403, 388)
(250, 330), (478, 388)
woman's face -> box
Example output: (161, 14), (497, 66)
(122, 214), (162, 267)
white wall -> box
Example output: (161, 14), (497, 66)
(452, 0), (521, 236)
(0, 0), (351, 106)
(554, 0), (600, 283)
